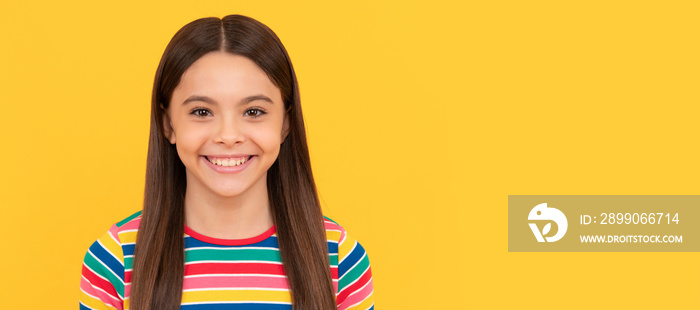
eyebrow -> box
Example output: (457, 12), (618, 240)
(182, 95), (274, 106)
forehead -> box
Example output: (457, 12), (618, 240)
(173, 52), (282, 103)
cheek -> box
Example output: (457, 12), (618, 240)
(174, 125), (210, 158)
(248, 126), (284, 153)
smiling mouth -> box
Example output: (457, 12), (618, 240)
(205, 156), (253, 167)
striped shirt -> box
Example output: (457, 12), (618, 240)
(79, 211), (374, 309)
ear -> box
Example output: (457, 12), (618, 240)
(161, 105), (176, 144)
(281, 112), (290, 143)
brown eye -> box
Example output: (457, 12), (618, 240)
(190, 108), (212, 117)
(244, 108), (266, 118)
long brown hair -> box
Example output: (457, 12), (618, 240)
(130, 15), (336, 310)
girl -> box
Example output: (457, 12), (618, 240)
(79, 15), (374, 310)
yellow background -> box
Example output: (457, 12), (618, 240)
(0, 0), (698, 308)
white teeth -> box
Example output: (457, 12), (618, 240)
(208, 157), (248, 167)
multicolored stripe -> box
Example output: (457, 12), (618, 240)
(79, 211), (374, 309)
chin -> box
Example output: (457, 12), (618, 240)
(211, 186), (250, 198)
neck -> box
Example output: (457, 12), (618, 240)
(183, 174), (274, 240)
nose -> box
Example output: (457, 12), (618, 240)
(213, 115), (245, 146)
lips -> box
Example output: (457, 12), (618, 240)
(205, 155), (253, 167)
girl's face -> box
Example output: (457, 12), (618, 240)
(165, 52), (288, 199)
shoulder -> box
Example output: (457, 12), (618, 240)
(322, 216), (371, 271)
(80, 211), (142, 306)
(322, 216), (362, 255)
(323, 216), (346, 246)
(112, 210), (143, 245)
(322, 216), (374, 309)
(84, 210), (142, 257)
(115, 209), (143, 228)
(82, 210), (142, 271)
